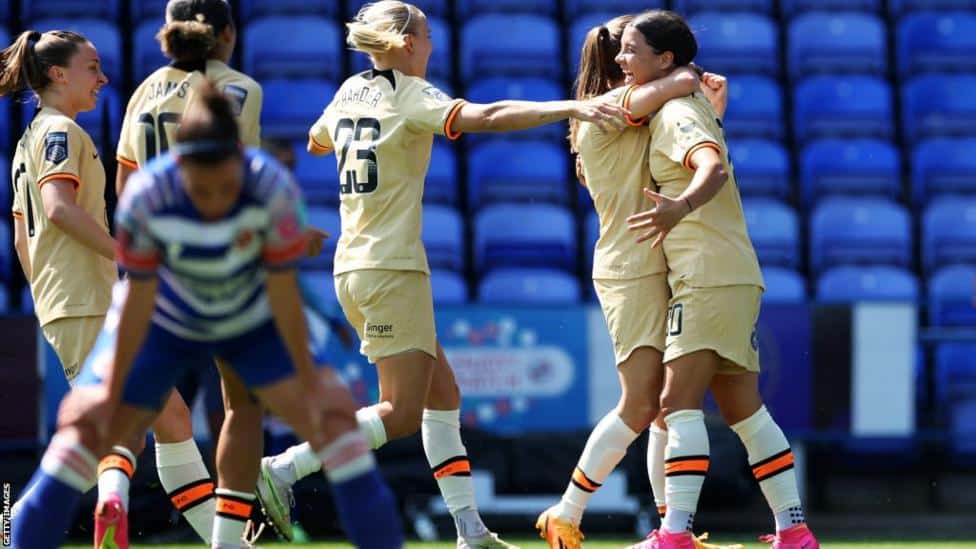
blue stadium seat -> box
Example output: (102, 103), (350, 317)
(800, 139), (901, 206)
(261, 79), (337, 140)
(240, 0), (338, 20)
(134, 21), (169, 81)
(426, 143), (459, 206)
(928, 265), (976, 327)
(923, 197), (976, 272)
(461, 15), (561, 81)
(724, 75), (784, 140)
(890, 0), (976, 17)
(467, 140), (569, 210)
(816, 266), (919, 303)
(728, 139), (790, 199)
(474, 204), (576, 273)
(902, 74), (976, 143)
(794, 75), (893, 143)
(422, 205), (464, 272)
(465, 78), (564, 143)
(689, 13), (779, 75)
(898, 12), (976, 78)
(0, 285), (9, 314)
(782, 0), (881, 15)
(762, 267), (807, 304)
(304, 207), (341, 271)
(742, 199), (800, 268)
(21, 286), (33, 314)
(292, 142), (339, 206)
(674, 0), (773, 14)
(33, 19), (121, 83)
(349, 17), (451, 79)
(244, 17), (341, 81)
(457, 0), (558, 17)
(432, 269), (469, 305)
(76, 85), (122, 153)
(0, 2), (7, 21)
(478, 268), (581, 304)
(568, 13), (615, 71)
(911, 138), (976, 205)
(0, 78), (8, 151)
(788, 13), (887, 78)
(130, 0), (166, 23)
(565, 0), (664, 13)
(347, 0), (449, 18)
(936, 343), (976, 403)
(585, 210), (599, 275)
(21, 0), (119, 21)
(0, 220), (9, 281)
(302, 270), (338, 305)
(810, 197), (912, 272)
(0, 156), (9, 221)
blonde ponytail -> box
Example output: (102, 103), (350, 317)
(346, 1), (419, 57)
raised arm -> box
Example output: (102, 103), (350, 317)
(626, 67), (699, 121)
(700, 72), (729, 119)
(450, 98), (628, 135)
(40, 179), (116, 260)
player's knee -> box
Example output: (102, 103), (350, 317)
(383, 404), (423, 440)
(619, 396), (659, 432)
(151, 399), (194, 443)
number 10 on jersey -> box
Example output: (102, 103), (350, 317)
(335, 117), (380, 195)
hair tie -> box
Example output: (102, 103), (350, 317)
(172, 139), (238, 157)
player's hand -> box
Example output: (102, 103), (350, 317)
(306, 226), (330, 258)
(626, 188), (692, 247)
(700, 72), (728, 117)
(572, 99), (629, 132)
(575, 154), (587, 188)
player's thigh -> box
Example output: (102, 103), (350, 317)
(42, 314), (106, 383)
(710, 371), (763, 425)
(376, 349), (435, 411)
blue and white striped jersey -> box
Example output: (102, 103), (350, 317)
(115, 148), (308, 341)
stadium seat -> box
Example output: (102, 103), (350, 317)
(422, 205), (464, 272)
(674, 0), (773, 14)
(33, 19), (121, 83)
(304, 207), (341, 271)
(261, 79), (337, 140)
(743, 199), (800, 269)
(724, 75), (784, 140)
(20, 286), (33, 314)
(348, 16), (451, 79)
(902, 74), (976, 143)
(762, 267), (807, 304)
(889, 0), (976, 17)
(800, 139), (901, 206)
(728, 139), (791, 199)
(898, 12), (976, 78)
(810, 197), (912, 272)
(0, 2), (7, 22)
(457, 0), (558, 16)
(0, 220), (9, 281)
(21, 0), (119, 21)
(911, 138), (976, 205)
(478, 268), (581, 304)
(474, 204), (576, 273)
(347, 0), (449, 18)
(76, 85), (122, 153)
(467, 140), (569, 210)
(689, 13), (779, 76)
(793, 75), (893, 143)
(788, 13), (887, 78)
(461, 15), (561, 81)
(130, 0), (166, 22)
(0, 285), (9, 314)
(781, 0), (881, 15)
(928, 265), (976, 327)
(134, 21), (169, 81)
(302, 270), (338, 305)
(465, 78), (564, 143)
(292, 142), (339, 206)
(0, 82), (9, 151)
(0, 156), (9, 221)
(244, 17), (341, 81)
(432, 269), (469, 305)
(565, 0), (665, 14)
(816, 266), (919, 303)
(239, 0), (338, 20)
(585, 210), (599, 275)
(426, 143), (459, 206)
(568, 13), (615, 71)
(922, 197), (976, 272)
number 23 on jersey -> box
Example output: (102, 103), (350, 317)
(335, 117), (380, 195)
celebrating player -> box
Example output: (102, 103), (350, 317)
(619, 10), (819, 549)
(252, 1), (627, 547)
(11, 84), (404, 549)
(537, 14), (740, 549)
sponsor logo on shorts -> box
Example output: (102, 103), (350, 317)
(366, 323), (394, 338)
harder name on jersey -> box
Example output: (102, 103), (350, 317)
(337, 84), (384, 109)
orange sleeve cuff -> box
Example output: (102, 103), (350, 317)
(623, 85), (648, 127)
(682, 142), (722, 170)
(116, 155), (138, 170)
(38, 173), (81, 190)
(444, 101), (466, 140)
(12, 212), (23, 219)
(308, 134), (332, 154)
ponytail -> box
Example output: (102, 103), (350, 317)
(569, 15), (632, 151)
(157, 19), (218, 63)
(0, 30), (85, 97)
(346, 1), (420, 58)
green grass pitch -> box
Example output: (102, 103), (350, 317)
(64, 539), (976, 548)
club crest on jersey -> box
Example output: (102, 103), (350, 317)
(224, 85), (248, 116)
(45, 131), (68, 164)
(235, 228), (254, 249)
(422, 86), (451, 101)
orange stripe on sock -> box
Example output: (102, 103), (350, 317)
(215, 497), (252, 520)
(97, 453), (134, 479)
(752, 451), (794, 481)
(433, 457), (471, 479)
(170, 481), (214, 511)
(571, 467), (602, 493)
(657, 505), (667, 518)
(665, 458), (709, 475)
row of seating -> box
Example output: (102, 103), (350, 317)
(8, 0), (975, 23)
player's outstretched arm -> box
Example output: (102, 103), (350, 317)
(41, 178), (116, 260)
(106, 277), (159, 402)
(626, 67), (699, 121)
(266, 270), (317, 382)
(13, 215), (30, 280)
(451, 98), (629, 134)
